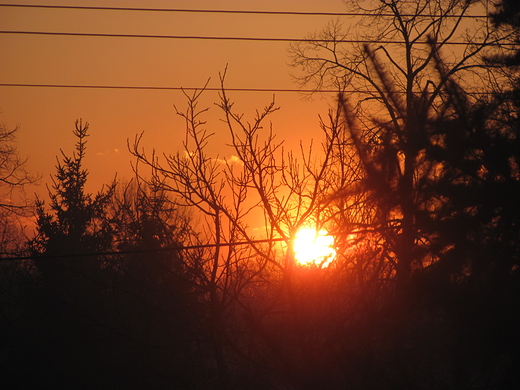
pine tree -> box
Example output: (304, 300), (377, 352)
(31, 119), (114, 255)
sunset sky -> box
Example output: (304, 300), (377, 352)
(0, 0), (347, 195)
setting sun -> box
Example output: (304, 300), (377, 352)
(293, 227), (336, 268)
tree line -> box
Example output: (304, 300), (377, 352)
(1, 1), (520, 389)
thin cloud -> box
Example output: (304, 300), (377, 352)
(96, 148), (120, 156)
(215, 155), (243, 166)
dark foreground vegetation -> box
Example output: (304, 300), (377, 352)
(2, 1), (520, 389)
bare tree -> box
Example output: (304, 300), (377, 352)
(0, 123), (34, 210)
(130, 44), (518, 384)
(291, 0), (510, 98)
(0, 122), (37, 254)
(289, 0), (516, 286)
(287, 3), (520, 385)
(129, 70), (369, 387)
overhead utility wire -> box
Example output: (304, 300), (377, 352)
(0, 83), (500, 95)
(0, 3), (489, 18)
(0, 30), (509, 45)
(0, 83), (342, 93)
(0, 237), (288, 262)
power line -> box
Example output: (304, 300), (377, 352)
(0, 83), (341, 94)
(0, 3), (490, 18)
(0, 237), (288, 262)
(1, 30), (511, 46)
(0, 83), (503, 95)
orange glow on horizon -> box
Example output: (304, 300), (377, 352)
(293, 227), (336, 268)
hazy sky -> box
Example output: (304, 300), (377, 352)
(0, 0), (347, 196)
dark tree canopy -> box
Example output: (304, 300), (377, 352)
(30, 119), (115, 255)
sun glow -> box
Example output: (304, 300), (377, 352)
(293, 227), (336, 268)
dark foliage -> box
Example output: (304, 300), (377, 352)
(1, 121), (208, 389)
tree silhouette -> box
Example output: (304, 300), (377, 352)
(31, 119), (114, 256)
(0, 122), (37, 253)
(104, 177), (208, 388)
(129, 70), (376, 388)
(288, 1), (520, 387)
(0, 122), (37, 389)
(0, 123), (35, 211)
(491, 0), (520, 67)
(12, 121), (207, 389)
(333, 46), (520, 386)
(291, 0), (515, 288)
(14, 120), (121, 388)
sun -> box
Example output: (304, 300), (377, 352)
(293, 227), (336, 268)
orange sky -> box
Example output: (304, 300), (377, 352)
(0, 0), (346, 197)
